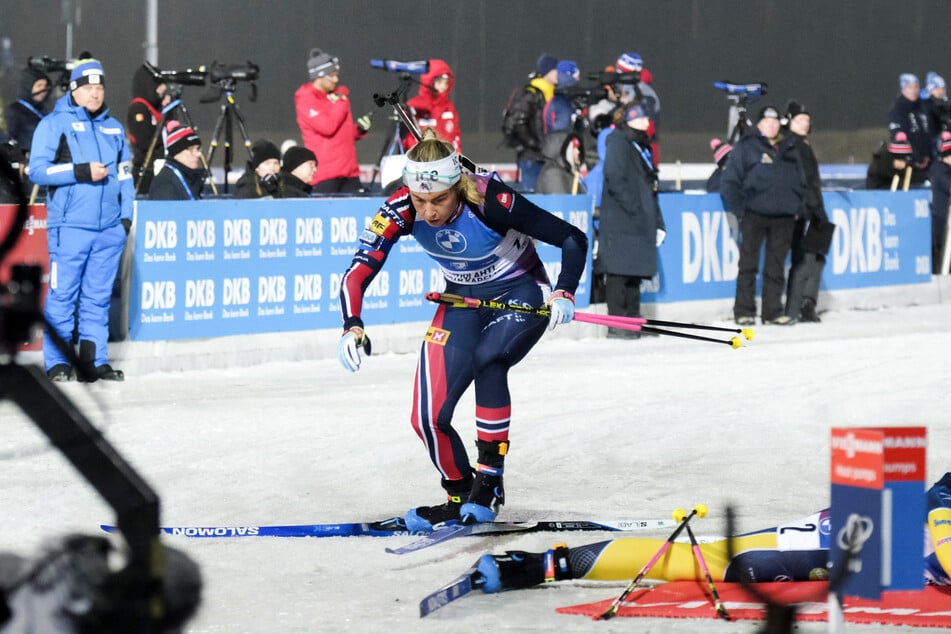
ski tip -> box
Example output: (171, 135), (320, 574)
(100, 524), (117, 533)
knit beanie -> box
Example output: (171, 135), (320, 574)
(625, 102), (649, 122)
(710, 138), (733, 166)
(535, 53), (558, 76)
(757, 105), (780, 121)
(887, 131), (913, 157)
(616, 52), (643, 73)
(163, 120), (200, 157)
(251, 139), (281, 169)
(282, 146), (317, 173)
(69, 53), (104, 91)
(308, 49), (339, 80)
(556, 60), (580, 88)
(899, 73), (920, 90)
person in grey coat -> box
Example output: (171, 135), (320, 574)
(598, 102), (665, 339)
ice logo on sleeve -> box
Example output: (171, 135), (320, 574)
(435, 229), (467, 254)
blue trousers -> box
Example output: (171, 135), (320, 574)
(44, 224), (127, 370)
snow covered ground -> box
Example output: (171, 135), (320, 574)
(2, 302), (949, 633)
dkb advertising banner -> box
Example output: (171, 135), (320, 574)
(642, 190), (932, 303)
(128, 195), (592, 341)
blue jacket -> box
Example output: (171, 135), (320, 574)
(29, 94), (133, 230)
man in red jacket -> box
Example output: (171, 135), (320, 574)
(295, 48), (371, 194)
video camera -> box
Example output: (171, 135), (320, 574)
(27, 55), (73, 91)
(590, 70), (641, 87)
(370, 59), (430, 75)
(200, 61), (259, 103)
(144, 61), (208, 87)
(557, 84), (610, 108)
(713, 81), (767, 97)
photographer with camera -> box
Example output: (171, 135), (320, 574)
(401, 59), (462, 153)
(295, 48), (370, 194)
(126, 64), (171, 193)
(3, 64), (52, 159)
(235, 138), (281, 199)
(501, 53), (560, 192)
(28, 53), (132, 381)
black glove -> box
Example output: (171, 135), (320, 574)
(260, 172), (279, 195)
(121, 218), (132, 235)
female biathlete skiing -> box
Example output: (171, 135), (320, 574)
(337, 129), (588, 532)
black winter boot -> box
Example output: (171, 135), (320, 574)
(76, 340), (98, 382)
(404, 476), (474, 532)
(460, 440), (508, 524)
(800, 299), (821, 322)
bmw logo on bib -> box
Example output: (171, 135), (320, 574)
(436, 229), (467, 254)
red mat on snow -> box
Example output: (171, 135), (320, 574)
(557, 581), (951, 627)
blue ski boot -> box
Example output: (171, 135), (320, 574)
(404, 477), (473, 532)
(474, 544), (572, 593)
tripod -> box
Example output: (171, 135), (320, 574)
(204, 79), (254, 195)
(370, 73), (418, 189)
(725, 94), (753, 145)
(136, 90), (218, 196)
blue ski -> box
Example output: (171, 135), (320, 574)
(418, 565), (482, 617)
(100, 516), (417, 538)
(386, 518), (676, 555)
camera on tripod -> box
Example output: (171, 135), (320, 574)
(200, 61), (260, 103)
(370, 58), (430, 75)
(143, 61), (207, 100)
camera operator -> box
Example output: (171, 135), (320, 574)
(295, 48), (370, 194)
(148, 121), (204, 200)
(3, 64), (52, 158)
(127, 64), (171, 193)
(536, 61), (584, 194)
(235, 139), (281, 199)
(615, 52), (661, 165)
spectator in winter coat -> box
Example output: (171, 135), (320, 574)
(127, 64), (170, 193)
(888, 73), (933, 179)
(705, 138), (733, 193)
(720, 105), (802, 326)
(921, 71), (949, 146)
(403, 59), (461, 153)
(781, 102), (832, 323)
(235, 139), (281, 199)
(295, 48), (370, 194)
(928, 131), (951, 273)
(278, 145), (317, 198)
(504, 53), (559, 192)
(865, 132), (914, 190)
(598, 102), (665, 339)
(615, 52), (661, 166)
(29, 54), (132, 382)
(148, 121), (204, 200)
(3, 65), (51, 157)
(536, 61), (582, 194)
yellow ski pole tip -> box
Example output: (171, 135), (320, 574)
(730, 336), (743, 349)
(741, 328), (755, 341)
(693, 503), (708, 518)
(672, 508), (687, 522)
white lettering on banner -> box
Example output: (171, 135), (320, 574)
(294, 274), (322, 301)
(329, 273), (342, 298)
(296, 217), (323, 244)
(257, 276), (286, 304)
(681, 211), (738, 283)
(883, 207), (896, 227)
(260, 217), (288, 246)
(429, 269), (446, 293)
(831, 432), (883, 459)
(223, 278), (251, 306)
(331, 216), (357, 243)
(882, 435), (926, 449)
(916, 256), (930, 274)
(365, 271), (389, 297)
(185, 279), (215, 307)
(144, 220), (178, 249)
(223, 219), (252, 247)
(142, 281), (176, 310)
(186, 220), (215, 248)
(399, 269), (423, 296)
(831, 207), (882, 274)
(914, 198), (929, 218)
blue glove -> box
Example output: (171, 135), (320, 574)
(545, 290), (575, 331)
(338, 326), (370, 372)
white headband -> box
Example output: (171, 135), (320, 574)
(403, 152), (462, 193)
